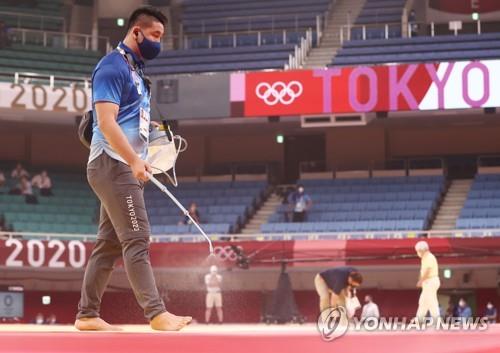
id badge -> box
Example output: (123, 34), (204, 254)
(133, 72), (142, 96)
(139, 107), (150, 142)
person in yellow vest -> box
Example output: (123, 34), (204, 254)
(415, 241), (440, 323)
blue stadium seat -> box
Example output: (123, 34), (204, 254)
(147, 44), (295, 74)
(333, 33), (500, 66)
(264, 176), (443, 234)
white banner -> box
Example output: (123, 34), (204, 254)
(0, 82), (91, 114)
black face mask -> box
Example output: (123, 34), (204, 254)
(136, 30), (161, 60)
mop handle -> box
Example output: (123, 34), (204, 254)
(146, 172), (214, 254)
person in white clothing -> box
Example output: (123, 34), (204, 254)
(415, 241), (440, 323)
(205, 265), (223, 324)
(11, 163), (29, 180)
(32, 170), (53, 196)
(20, 176), (37, 204)
(361, 295), (380, 321)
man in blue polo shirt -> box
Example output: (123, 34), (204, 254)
(75, 6), (191, 331)
(314, 267), (363, 313)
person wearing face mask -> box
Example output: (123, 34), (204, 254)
(483, 301), (497, 323)
(205, 265), (223, 324)
(314, 267), (363, 315)
(415, 241), (440, 323)
(288, 184), (312, 223)
(456, 298), (472, 321)
(75, 6), (191, 332)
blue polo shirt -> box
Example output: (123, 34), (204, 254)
(288, 191), (312, 213)
(320, 267), (357, 295)
(88, 42), (151, 165)
(485, 307), (497, 323)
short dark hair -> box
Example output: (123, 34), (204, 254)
(127, 6), (167, 31)
(349, 271), (363, 284)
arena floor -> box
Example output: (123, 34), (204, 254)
(0, 323), (499, 353)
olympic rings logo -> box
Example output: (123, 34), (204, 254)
(255, 81), (303, 106)
(213, 245), (242, 262)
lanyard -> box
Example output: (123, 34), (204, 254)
(116, 46), (151, 96)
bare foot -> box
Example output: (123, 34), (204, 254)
(74, 317), (122, 331)
(150, 311), (192, 331)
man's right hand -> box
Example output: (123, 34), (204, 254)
(130, 158), (152, 182)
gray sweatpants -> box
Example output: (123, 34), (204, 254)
(76, 152), (166, 321)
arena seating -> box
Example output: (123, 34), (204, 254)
(181, 0), (329, 38)
(0, 172), (267, 236)
(356, 0), (405, 25)
(261, 176), (445, 234)
(351, 0), (406, 40)
(0, 0), (327, 77)
(457, 174), (500, 229)
(148, 0), (328, 74)
(0, 172), (98, 235)
(147, 44), (295, 74)
(0, 44), (100, 77)
(0, 0), (64, 31)
(146, 180), (268, 235)
(185, 30), (317, 49)
(332, 33), (500, 66)
(0, 0), (100, 77)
